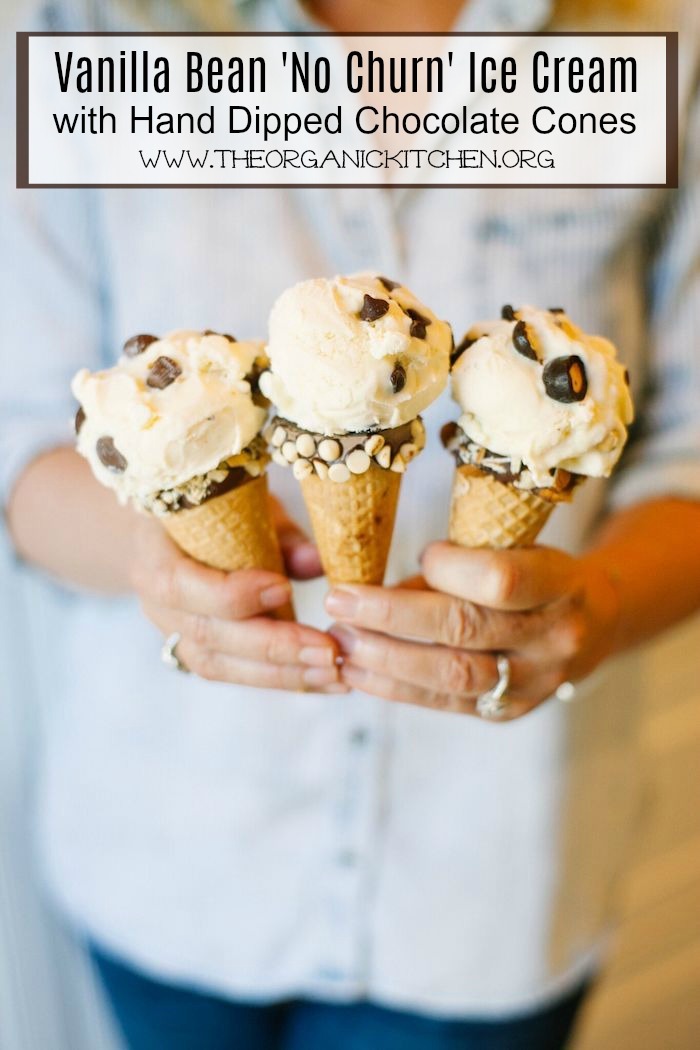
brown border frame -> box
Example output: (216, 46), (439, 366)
(16, 31), (679, 190)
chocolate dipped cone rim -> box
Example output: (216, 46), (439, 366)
(266, 416), (426, 482)
(441, 421), (579, 502)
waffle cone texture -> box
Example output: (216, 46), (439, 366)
(162, 473), (284, 574)
(301, 463), (401, 585)
(448, 465), (558, 549)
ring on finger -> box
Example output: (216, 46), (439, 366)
(476, 654), (511, 720)
(161, 632), (190, 674)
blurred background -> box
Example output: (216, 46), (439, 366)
(2, 1), (698, 1048)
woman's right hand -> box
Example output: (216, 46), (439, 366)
(130, 506), (345, 693)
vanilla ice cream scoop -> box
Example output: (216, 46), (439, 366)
(449, 306), (634, 490)
(72, 330), (268, 508)
(259, 273), (452, 435)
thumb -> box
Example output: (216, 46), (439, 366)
(270, 496), (323, 580)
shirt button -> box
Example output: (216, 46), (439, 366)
(350, 728), (369, 746)
(337, 849), (358, 868)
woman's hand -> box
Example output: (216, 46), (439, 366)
(326, 542), (622, 720)
(131, 500), (345, 693)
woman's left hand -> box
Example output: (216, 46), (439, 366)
(326, 542), (622, 720)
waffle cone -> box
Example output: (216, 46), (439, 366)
(448, 465), (558, 549)
(301, 463), (401, 585)
(162, 472), (284, 574)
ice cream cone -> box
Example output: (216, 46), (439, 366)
(260, 274), (452, 585)
(448, 465), (557, 549)
(301, 463), (401, 585)
(162, 472), (283, 573)
(72, 330), (294, 610)
(446, 304), (634, 550)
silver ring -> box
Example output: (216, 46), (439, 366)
(476, 654), (511, 720)
(161, 632), (189, 673)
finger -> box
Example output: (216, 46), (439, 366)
(326, 585), (551, 651)
(270, 497), (322, 581)
(143, 601), (338, 667)
(175, 640), (346, 693)
(340, 662), (475, 714)
(132, 524), (292, 619)
(421, 542), (577, 611)
(341, 663), (556, 720)
(331, 625), (505, 697)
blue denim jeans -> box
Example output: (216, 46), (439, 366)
(92, 946), (590, 1050)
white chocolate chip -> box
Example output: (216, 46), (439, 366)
(364, 434), (385, 456)
(282, 441), (299, 463)
(376, 445), (392, 469)
(328, 462), (351, 483)
(295, 433), (316, 459)
(272, 449), (288, 466)
(318, 438), (341, 462)
(313, 459), (329, 480)
(293, 458), (313, 480)
(272, 426), (286, 447)
(390, 455), (406, 473)
(346, 449), (371, 474)
(399, 442), (419, 463)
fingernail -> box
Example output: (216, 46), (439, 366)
(329, 625), (357, 655)
(299, 646), (335, 668)
(325, 588), (358, 617)
(260, 583), (292, 610)
(303, 666), (339, 688)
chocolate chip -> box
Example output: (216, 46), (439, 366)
(624, 368), (630, 385)
(501, 304), (517, 321)
(390, 362), (406, 393)
(360, 294), (390, 322)
(377, 276), (400, 292)
(542, 355), (588, 403)
(405, 308), (431, 340)
(204, 329), (237, 342)
(146, 356), (182, 389)
(440, 421), (459, 446)
(123, 334), (157, 358)
(512, 320), (538, 361)
(74, 406), (86, 435)
(554, 468), (573, 491)
(548, 307), (565, 314)
(96, 436), (127, 472)
(451, 334), (476, 366)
